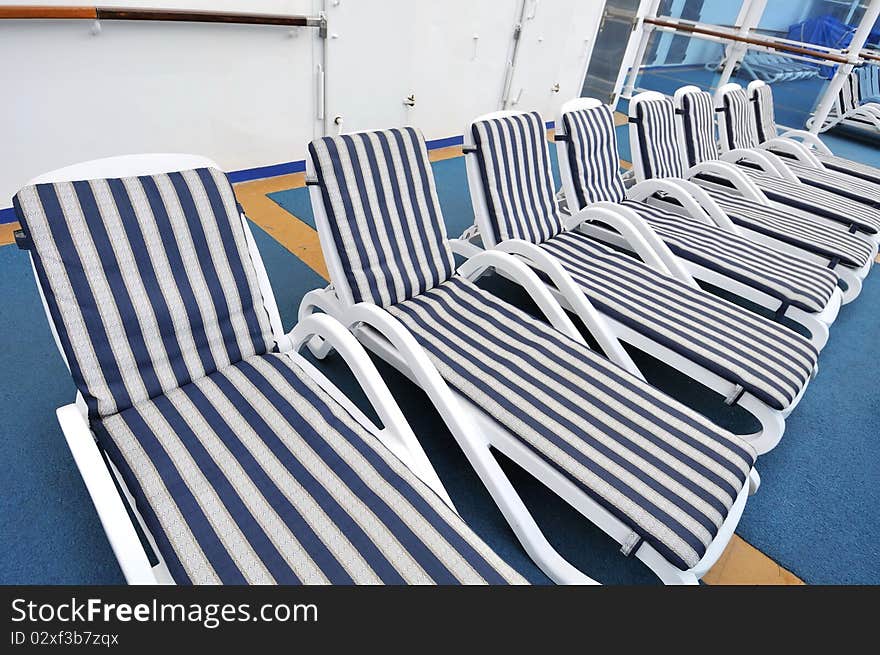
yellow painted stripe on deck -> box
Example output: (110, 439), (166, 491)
(233, 172), (329, 281)
(0, 221), (20, 247)
(703, 535), (804, 585)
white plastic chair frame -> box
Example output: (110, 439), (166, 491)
(628, 89), (873, 303)
(28, 153), (453, 585)
(300, 143), (761, 585)
(554, 96), (840, 352)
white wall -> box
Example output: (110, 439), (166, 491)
(0, 0), (605, 205)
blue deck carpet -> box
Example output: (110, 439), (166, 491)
(1, 124), (878, 585)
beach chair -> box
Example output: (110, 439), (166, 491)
(629, 90), (874, 301)
(553, 98), (841, 351)
(13, 153), (526, 585)
(299, 126), (760, 585)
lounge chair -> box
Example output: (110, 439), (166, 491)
(807, 70), (880, 134)
(713, 82), (880, 209)
(14, 153), (526, 585)
(299, 126), (760, 585)
(554, 97), (841, 351)
(456, 109), (817, 453)
(750, 79), (880, 185)
(629, 90), (874, 301)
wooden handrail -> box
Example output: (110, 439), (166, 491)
(0, 6), (96, 19)
(860, 50), (880, 63)
(645, 17), (850, 64)
(0, 5), (322, 27)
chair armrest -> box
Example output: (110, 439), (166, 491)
(287, 313), (456, 510)
(759, 138), (824, 168)
(776, 129), (833, 154)
(566, 203), (698, 287)
(478, 240), (644, 379)
(719, 148), (799, 182)
(56, 404), (156, 584)
(685, 161), (769, 204)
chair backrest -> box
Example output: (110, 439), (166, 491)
(749, 82), (777, 143)
(838, 73), (857, 114)
(14, 162), (275, 419)
(629, 93), (686, 180)
(307, 127), (455, 308)
(557, 102), (627, 209)
(718, 85), (761, 150)
(468, 111), (563, 246)
(675, 87), (720, 167)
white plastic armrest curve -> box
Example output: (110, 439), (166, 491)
(491, 239), (644, 379)
(759, 138), (824, 168)
(56, 404), (156, 585)
(287, 313), (456, 511)
(776, 129), (832, 154)
(448, 237), (484, 259)
(639, 178), (744, 235)
(719, 148), (799, 182)
(566, 203), (697, 287)
(456, 250), (585, 343)
(685, 161), (768, 204)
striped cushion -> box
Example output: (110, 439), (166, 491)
(619, 200), (839, 313)
(734, 166), (880, 234)
(720, 88), (761, 149)
(97, 352), (526, 585)
(471, 112), (564, 244)
(679, 90), (719, 167)
(752, 84), (777, 143)
(308, 128), (455, 308)
(633, 97), (685, 178)
(781, 159), (880, 206)
(697, 187), (873, 268)
(560, 105), (627, 207)
(14, 168), (274, 420)
(536, 231), (817, 411)
(387, 277), (756, 571)
(816, 152), (880, 185)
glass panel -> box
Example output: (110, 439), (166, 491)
(735, 50), (827, 128)
(755, 0), (870, 47)
(659, 0), (744, 29)
(580, 0), (641, 103)
(635, 30), (728, 95)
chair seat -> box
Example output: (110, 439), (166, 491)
(97, 352), (526, 585)
(736, 166), (880, 234)
(695, 185), (874, 268)
(619, 200), (839, 314)
(387, 277), (756, 571)
(538, 231), (817, 411)
(814, 152), (880, 185)
(781, 160), (880, 206)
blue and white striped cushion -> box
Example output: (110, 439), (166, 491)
(97, 351), (527, 585)
(721, 88), (761, 149)
(388, 277), (756, 571)
(560, 105), (627, 207)
(733, 166), (880, 234)
(700, 188), (874, 268)
(780, 158), (880, 205)
(679, 91), (719, 167)
(815, 152), (880, 185)
(536, 231), (817, 412)
(308, 128), (455, 308)
(752, 84), (778, 143)
(470, 112), (564, 244)
(14, 168), (275, 419)
(619, 200), (839, 314)
(633, 97), (686, 178)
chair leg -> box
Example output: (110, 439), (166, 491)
(837, 268), (863, 304)
(735, 395), (786, 456)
